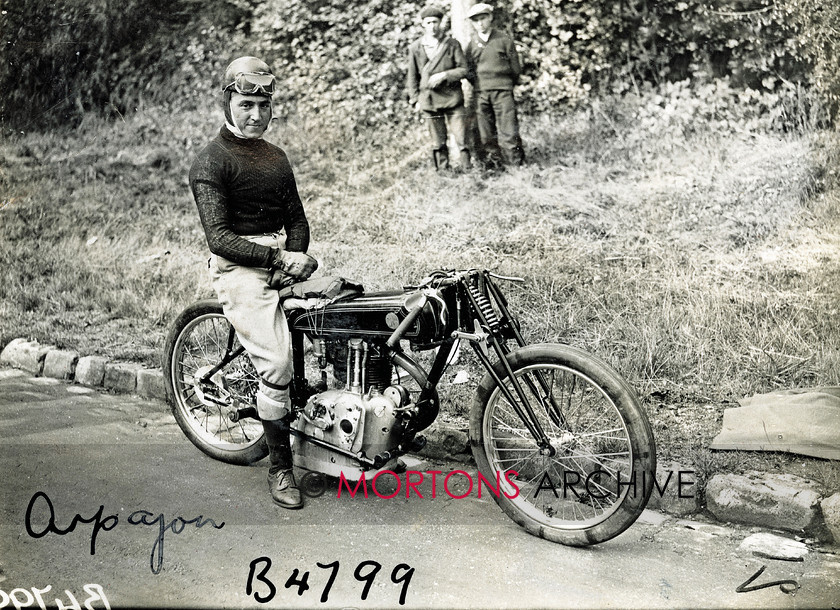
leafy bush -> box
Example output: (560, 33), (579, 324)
(782, 0), (840, 121)
(2, 0), (837, 132)
(249, 0), (823, 130)
(626, 78), (827, 140)
(0, 0), (246, 131)
(250, 0), (423, 136)
(511, 0), (809, 114)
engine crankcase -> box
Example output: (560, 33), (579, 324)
(291, 387), (404, 480)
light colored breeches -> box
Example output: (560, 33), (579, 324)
(208, 234), (292, 421)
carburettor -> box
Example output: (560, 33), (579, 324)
(291, 338), (411, 480)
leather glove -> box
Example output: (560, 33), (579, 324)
(272, 250), (318, 280)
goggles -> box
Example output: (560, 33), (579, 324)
(223, 71), (276, 96)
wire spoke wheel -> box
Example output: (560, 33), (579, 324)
(163, 300), (267, 465)
(471, 344), (655, 546)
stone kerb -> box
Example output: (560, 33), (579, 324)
(419, 424), (472, 463)
(1, 337), (169, 403)
(1, 336), (837, 543)
(75, 355), (108, 387)
(706, 471), (822, 534)
(103, 362), (143, 394)
(820, 493), (840, 545)
(0, 338), (54, 375)
(645, 461), (699, 516)
(137, 368), (167, 400)
(43, 349), (80, 380)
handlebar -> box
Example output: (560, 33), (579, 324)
(487, 271), (525, 282)
(405, 269), (524, 290)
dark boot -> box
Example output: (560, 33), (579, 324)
(458, 150), (472, 171)
(503, 145), (526, 167)
(262, 419), (302, 509)
(481, 146), (504, 173)
(433, 148), (450, 171)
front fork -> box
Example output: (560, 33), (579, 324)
(484, 274), (569, 430)
(460, 273), (566, 456)
(384, 276), (564, 455)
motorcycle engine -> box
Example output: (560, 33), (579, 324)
(291, 338), (412, 480)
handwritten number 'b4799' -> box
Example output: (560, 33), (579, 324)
(246, 557), (414, 606)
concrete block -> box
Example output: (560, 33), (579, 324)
(419, 423), (472, 463)
(706, 471), (821, 533)
(645, 461), (699, 516)
(820, 492), (840, 545)
(103, 362), (141, 393)
(75, 356), (108, 387)
(738, 532), (808, 561)
(0, 338), (54, 374)
(137, 368), (167, 401)
(43, 349), (79, 380)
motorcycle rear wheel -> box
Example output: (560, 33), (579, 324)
(163, 299), (267, 465)
(470, 344), (655, 546)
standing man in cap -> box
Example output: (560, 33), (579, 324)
(189, 56), (318, 510)
(406, 5), (471, 171)
(465, 3), (525, 168)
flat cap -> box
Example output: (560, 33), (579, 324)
(419, 6), (445, 19)
(467, 3), (493, 19)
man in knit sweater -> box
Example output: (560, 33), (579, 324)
(406, 5), (471, 171)
(465, 3), (525, 168)
(189, 56), (318, 510)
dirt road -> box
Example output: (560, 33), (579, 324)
(1, 368), (838, 609)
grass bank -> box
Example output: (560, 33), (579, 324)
(1, 96), (839, 478)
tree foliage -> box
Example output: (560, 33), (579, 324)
(1, 0), (837, 131)
(251, 0), (830, 129)
(0, 0), (246, 130)
(781, 0), (840, 121)
(249, 0), (421, 135)
(510, 0), (808, 113)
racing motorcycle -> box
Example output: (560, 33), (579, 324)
(163, 268), (655, 546)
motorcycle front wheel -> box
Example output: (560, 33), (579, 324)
(470, 344), (656, 546)
(163, 299), (267, 465)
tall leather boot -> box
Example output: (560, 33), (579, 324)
(459, 150), (472, 171)
(262, 418), (302, 509)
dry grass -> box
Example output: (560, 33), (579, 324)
(1, 98), (839, 477)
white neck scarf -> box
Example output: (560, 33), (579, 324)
(225, 120), (250, 139)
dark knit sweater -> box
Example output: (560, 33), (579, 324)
(466, 29), (521, 92)
(189, 126), (310, 268)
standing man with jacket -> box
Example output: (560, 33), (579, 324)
(406, 5), (471, 171)
(466, 3), (525, 168)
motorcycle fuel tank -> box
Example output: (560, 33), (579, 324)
(288, 289), (449, 347)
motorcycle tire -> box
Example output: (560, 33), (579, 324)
(470, 344), (656, 546)
(163, 299), (268, 465)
